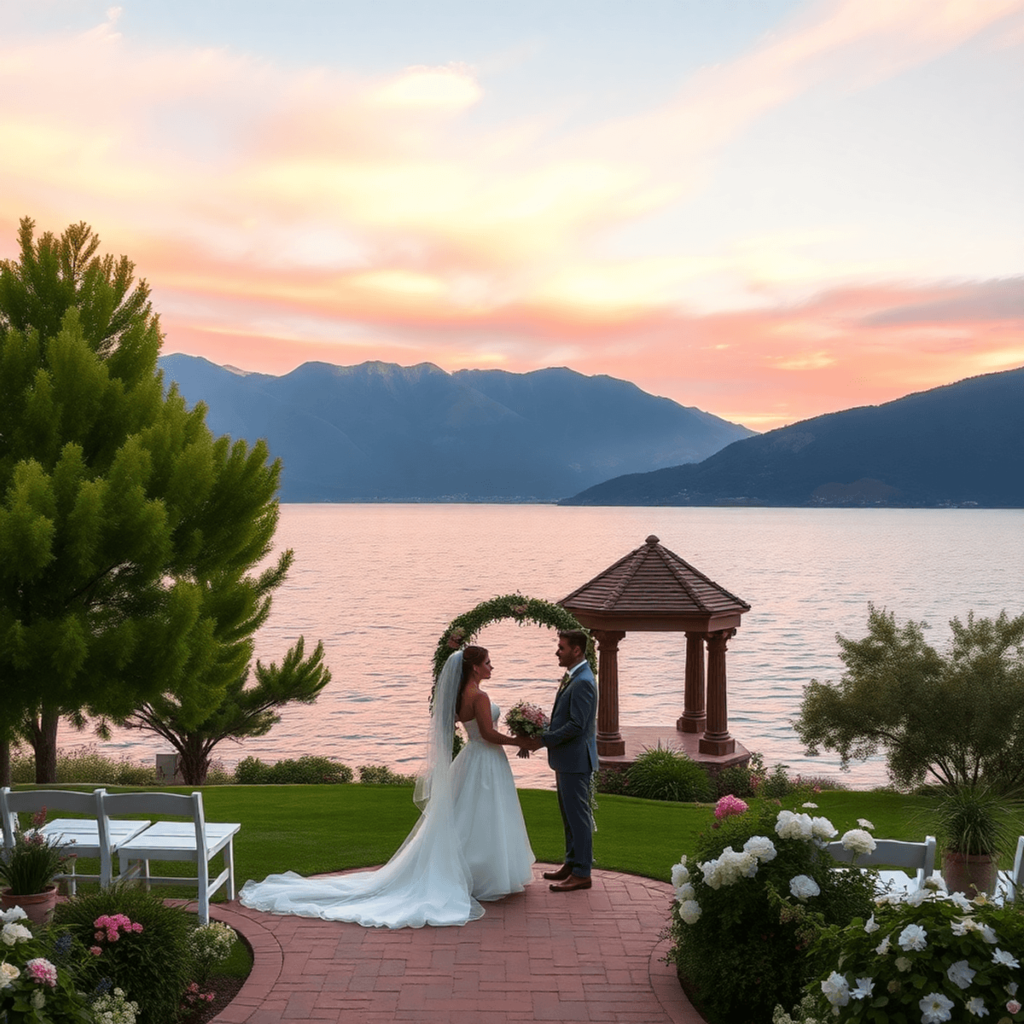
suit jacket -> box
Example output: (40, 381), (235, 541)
(542, 662), (598, 774)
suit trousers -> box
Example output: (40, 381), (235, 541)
(556, 770), (592, 877)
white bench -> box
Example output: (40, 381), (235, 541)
(825, 835), (937, 896)
(0, 788), (151, 893)
(100, 791), (240, 925)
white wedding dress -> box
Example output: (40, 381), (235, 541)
(239, 684), (534, 928)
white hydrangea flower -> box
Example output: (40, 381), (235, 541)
(947, 959), (976, 989)
(898, 923), (928, 951)
(743, 835), (777, 863)
(895, 956), (912, 972)
(775, 810), (813, 841)
(977, 923), (998, 944)
(857, 818), (875, 830)
(965, 995), (988, 1017)
(811, 816), (838, 842)
(948, 892), (973, 912)
(1, 923), (32, 946)
(821, 971), (850, 1007)
(905, 888), (929, 908)
(789, 875), (820, 901)
(801, 801), (817, 808)
(863, 913), (879, 934)
(675, 882), (695, 902)
(30, 990), (45, 1010)
(992, 948), (1020, 969)
(874, 934), (891, 955)
(1, 907), (28, 924)
(1008, 982), (1018, 997)
(679, 900), (701, 925)
(919, 991), (954, 1024)
(671, 861), (690, 888)
(850, 977), (874, 1001)
(923, 874), (946, 892)
(840, 828), (876, 855)
(1, 962), (20, 988)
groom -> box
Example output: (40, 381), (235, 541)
(522, 628), (598, 892)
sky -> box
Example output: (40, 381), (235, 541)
(1, 1), (1022, 430)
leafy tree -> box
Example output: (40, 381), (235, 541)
(0, 218), (308, 783)
(794, 605), (1024, 791)
(114, 637), (331, 784)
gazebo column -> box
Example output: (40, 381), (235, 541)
(592, 629), (626, 757)
(677, 631), (706, 733)
(699, 628), (736, 755)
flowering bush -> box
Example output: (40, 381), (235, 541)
(782, 881), (1024, 1024)
(93, 986), (140, 1024)
(0, 906), (95, 1023)
(55, 884), (193, 1023)
(714, 794), (749, 821)
(666, 802), (876, 1024)
(188, 920), (238, 985)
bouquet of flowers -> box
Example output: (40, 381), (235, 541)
(504, 702), (549, 738)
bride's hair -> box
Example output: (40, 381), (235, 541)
(456, 646), (488, 716)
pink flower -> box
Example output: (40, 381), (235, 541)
(107, 931), (119, 942)
(132, 922), (143, 933)
(89, 947), (102, 956)
(26, 958), (58, 988)
(714, 795), (749, 820)
(94, 931), (104, 942)
(1008, 1000), (1022, 1014)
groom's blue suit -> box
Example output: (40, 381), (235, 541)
(541, 661), (598, 878)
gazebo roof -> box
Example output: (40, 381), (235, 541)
(560, 534), (751, 632)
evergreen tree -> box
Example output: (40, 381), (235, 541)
(0, 218), (306, 783)
(116, 637), (331, 784)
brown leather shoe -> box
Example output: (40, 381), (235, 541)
(542, 864), (573, 881)
(549, 875), (592, 892)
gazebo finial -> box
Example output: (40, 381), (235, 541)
(645, 534), (659, 545)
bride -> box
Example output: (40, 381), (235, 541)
(238, 646), (535, 928)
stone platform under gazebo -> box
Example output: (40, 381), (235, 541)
(560, 534), (753, 775)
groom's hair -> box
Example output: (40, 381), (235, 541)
(558, 629), (588, 656)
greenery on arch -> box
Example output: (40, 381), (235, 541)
(433, 593), (595, 682)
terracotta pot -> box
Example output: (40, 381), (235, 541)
(942, 851), (999, 896)
(0, 885), (59, 927)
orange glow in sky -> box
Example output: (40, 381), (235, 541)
(1, 0), (1022, 430)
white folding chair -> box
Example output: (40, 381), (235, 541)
(100, 791), (239, 925)
(0, 788), (150, 893)
(826, 835), (937, 896)
(994, 835), (1024, 905)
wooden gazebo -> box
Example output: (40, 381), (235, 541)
(560, 535), (751, 770)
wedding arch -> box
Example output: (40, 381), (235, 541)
(433, 593), (595, 682)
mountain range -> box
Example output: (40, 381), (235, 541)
(157, 355), (755, 502)
(561, 366), (1024, 508)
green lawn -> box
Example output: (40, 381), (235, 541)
(15, 782), (1023, 902)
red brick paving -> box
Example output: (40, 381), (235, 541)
(207, 864), (705, 1024)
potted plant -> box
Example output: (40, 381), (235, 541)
(0, 808), (74, 925)
(935, 785), (1012, 897)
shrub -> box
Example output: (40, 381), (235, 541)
(784, 883), (1024, 1023)
(594, 767), (631, 796)
(358, 765), (415, 785)
(666, 802), (875, 1024)
(626, 746), (714, 803)
(233, 755), (352, 785)
(233, 756), (271, 784)
(54, 884), (192, 1023)
(9, 744), (156, 786)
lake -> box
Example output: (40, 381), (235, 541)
(93, 504), (1023, 790)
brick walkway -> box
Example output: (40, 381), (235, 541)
(207, 864), (705, 1024)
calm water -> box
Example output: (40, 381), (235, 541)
(94, 505), (1023, 790)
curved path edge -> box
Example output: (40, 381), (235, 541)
(208, 865), (708, 1023)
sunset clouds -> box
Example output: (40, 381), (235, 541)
(1, 0), (1022, 429)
